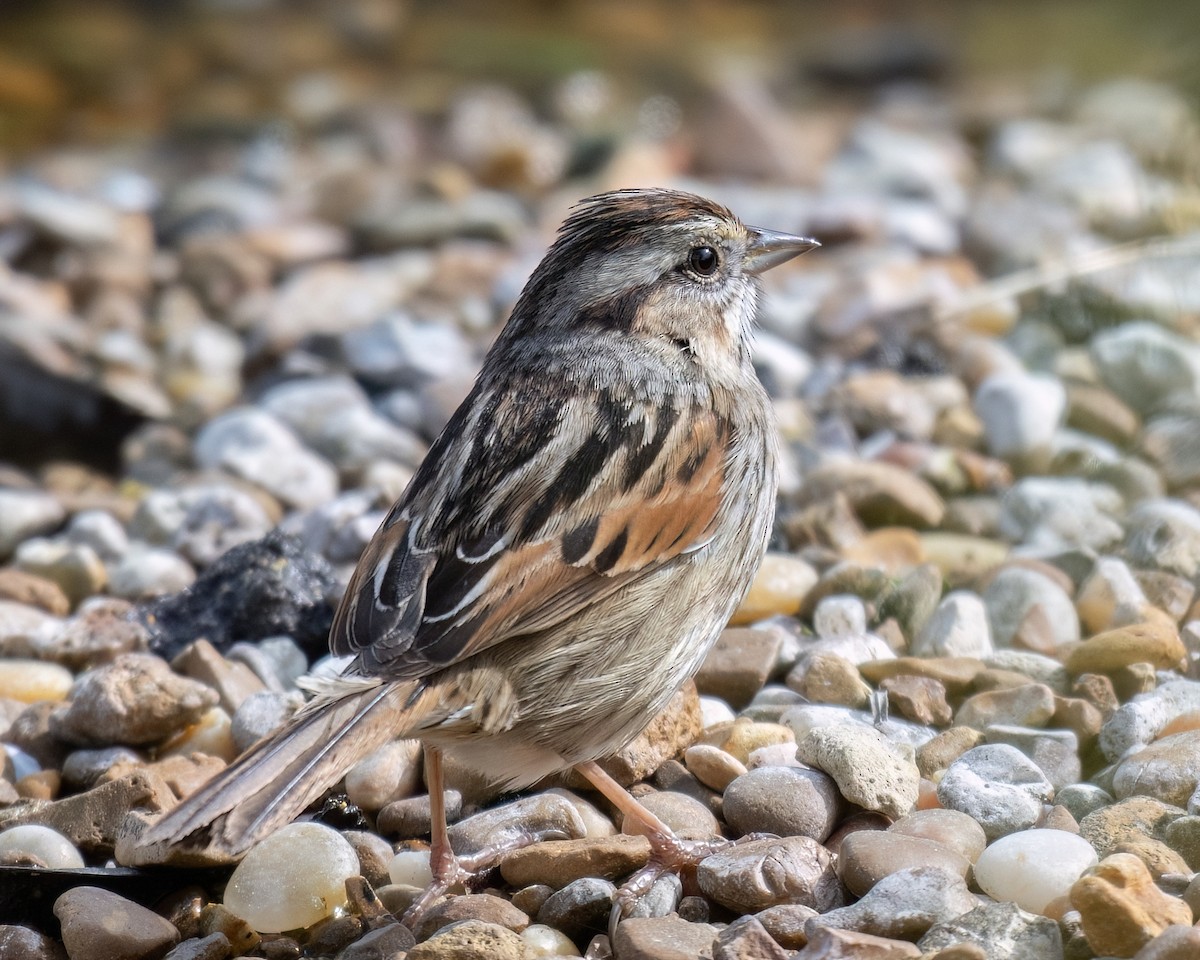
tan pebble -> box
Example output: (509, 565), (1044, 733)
(919, 532), (1009, 585)
(1113, 837), (1192, 878)
(880, 675), (953, 726)
(889, 808), (987, 864)
(0, 659), (73, 703)
(1052, 695), (1104, 748)
(859, 656), (984, 698)
(719, 718), (795, 765)
(730, 553), (818, 625)
(694, 626), (784, 708)
(344, 739), (422, 812)
(1070, 853), (1193, 957)
(161, 707), (236, 762)
(802, 459), (946, 528)
(543, 788), (616, 839)
(955, 683), (1056, 730)
(915, 727), (985, 779)
(1157, 711), (1200, 738)
(16, 769), (60, 801)
(841, 527), (926, 572)
(1066, 621), (1186, 675)
(684, 744), (746, 792)
(838, 830), (970, 896)
(499, 835), (650, 888)
(793, 651), (872, 709)
(0, 569), (70, 615)
(803, 926), (922, 958)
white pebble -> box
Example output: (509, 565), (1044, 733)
(388, 848), (432, 888)
(223, 822), (359, 933)
(0, 825), (85, 868)
(699, 695), (736, 730)
(0, 659), (73, 703)
(523, 923), (582, 956)
(974, 829), (1097, 914)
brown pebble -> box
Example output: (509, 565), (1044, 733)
(880, 675), (953, 726)
(695, 627), (784, 709)
(1071, 853), (1193, 957)
(500, 835), (650, 888)
(915, 726), (985, 779)
(0, 569), (70, 615)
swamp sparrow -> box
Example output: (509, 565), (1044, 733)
(137, 187), (818, 921)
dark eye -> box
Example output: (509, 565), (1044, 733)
(687, 245), (719, 277)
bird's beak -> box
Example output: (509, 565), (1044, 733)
(744, 227), (820, 275)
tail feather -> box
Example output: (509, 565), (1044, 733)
(134, 679), (420, 861)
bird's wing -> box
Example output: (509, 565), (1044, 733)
(330, 374), (731, 679)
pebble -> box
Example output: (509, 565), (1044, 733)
(880, 674), (953, 726)
(974, 372), (1065, 459)
(1066, 620), (1186, 675)
(837, 830), (970, 897)
(790, 651), (873, 708)
(231, 691), (296, 753)
(801, 459), (946, 529)
(683, 744), (746, 792)
(0, 824), (85, 868)
(521, 924), (580, 957)
(344, 739), (422, 812)
(1079, 797), (1186, 859)
(723, 765), (842, 841)
(223, 822), (360, 933)
(998, 477), (1124, 552)
(408, 920), (529, 960)
(1113, 730), (1200, 807)
(611, 916), (718, 960)
(51, 653), (218, 746)
(694, 627), (784, 708)
(0, 490), (65, 561)
(912, 591), (993, 659)
(955, 682), (1056, 730)
(888, 809), (987, 864)
(696, 836), (841, 913)
(973, 828), (1097, 914)
(0, 659), (73, 703)
(794, 724), (920, 820)
(500, 835), (649, 888)
(193, 407), (338, 510)
(983, 566), (1080, 652)
(0, 569), (70, 616)
(415, 893), (529, 940)
(130, 486), (274, 567)
(1071, 853), (1194, 958)
(986, 725), (1081, 790)
(936, 744), (1054, 841)
(535, 877), (615, 943)
(13, 539), (107, 607)
(54, 887), (181, 960)
(1099, 679), (1200, 761)
(731, 553), (819, 625)
(107, 546), (197, 600)
(917, 901), (1064, 959)
(378, 790), (463, 839)
(804, 865), (975, 942)
(447, 794), (587, 857)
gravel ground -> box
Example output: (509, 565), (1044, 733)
(2, 61), (1200, 960)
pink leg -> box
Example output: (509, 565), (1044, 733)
(575, 760), (733, 907)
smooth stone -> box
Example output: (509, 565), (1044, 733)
(0, 923), (72, 960)
(54, 886), (180, 960)
(623, 791), (720, 841)
(1056, 784), (1114, 823)
(917, 901), (1063, 959)
(716, 718), (796, 765)
(801, 460), (946, 529)
(520, 923), (579, 957)
(1113, 730), (1200, 807)
(937, 744), (1054, 841)
(344, 739), (422, 812)
(875, 562), (942, 641)
(723, 765), (842, 842)
(500, 835), (649, 888)
(983, 567), (1079, 652)
(51, 653), (218, 746)
(974, 829), (1098, 914)
(193, 407), (338, 510)
(880, 675), (953, 727)
(974, 372), (1065, 458)
(535, 877), (615, 943)
(387, 848), (432, 889)
(838, 831), (970, 897)
(795, 724), (920, 820)
(694, 627), (784, 709)
(338, 925), (416, 960)
(1130, 925), (1200, 960)
(956, 683), (1056, 731)
(1071, 853), (1194, 958)
(0, 569), (69, 615)
(231, 691), (296, 754)
(447, 794), (586, 857)
(65, 510), (128, 563)
(684, 744), (746, 792)
(713, 915), (791, 960)
(108, 547), (196, 601)
(696, 836), (841, 914)
(985, 725), (1081, 790)
(223, 822), (359, 933)
(796, 926), (920, 959)
(611, 916), (718, 960)
(1067, 621), (1186, 675)
(754, 903), (819, 950)
(731, 553), (819, 625)
(13, 539), (107, 607)
(0, 659), (73, 703)
(889, 809), (987, 864)
(0, 490), (66, 561)
(0, 824), (84, 868)
(912, 591), (993, 660)
(812, 595), (868, 640)
(130, 486), (274, 568)
(998, 477), (1124, 552)
(415, 892), (529, 941)
(1100, 680), (1200, 762)
(1077, 557), (1150, 634)
(805, 866), (975, 941)
(790, 651), (872, 709)
(1091, 323), (1200, 418)
(1125, 499), (1200, 580)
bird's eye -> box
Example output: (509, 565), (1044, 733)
(686, 245), (719, 277)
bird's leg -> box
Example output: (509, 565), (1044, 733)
(574, 761), (733, 912)
(401, 747), (568, 928)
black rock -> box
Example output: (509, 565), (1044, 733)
(140, 531), (337, 661)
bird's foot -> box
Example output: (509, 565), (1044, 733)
(400, 826), (568, 929)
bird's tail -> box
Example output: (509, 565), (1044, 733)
(132, 679), (421, 863)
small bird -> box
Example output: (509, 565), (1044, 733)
(137, 188), (817, 919)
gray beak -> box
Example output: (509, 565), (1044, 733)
(744, 226), (820, 275)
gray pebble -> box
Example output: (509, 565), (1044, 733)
(377, 790), (463, 838)
(722, 765), (841, 842)
(108, 546), (196, 600)
(697, 836), (841, 914)
(447, 793), (586, 857)
(912, 590), (993, 659)
(536, 877), (615, 943)
(65, 510), (129, 563)
(918, 900), (1063, 959)
(998, 477), (1123, 552)
(794, 725), (920, 820)
(1055, 783), (1114, 823)
(805, 865), (975, 942)
(985, 725), (1081, 790)
(974, 372), (1065, 459)
(231, 690), (298, 753)
(937, 744), (1054, 841)
(983, 566), (1079, 651)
